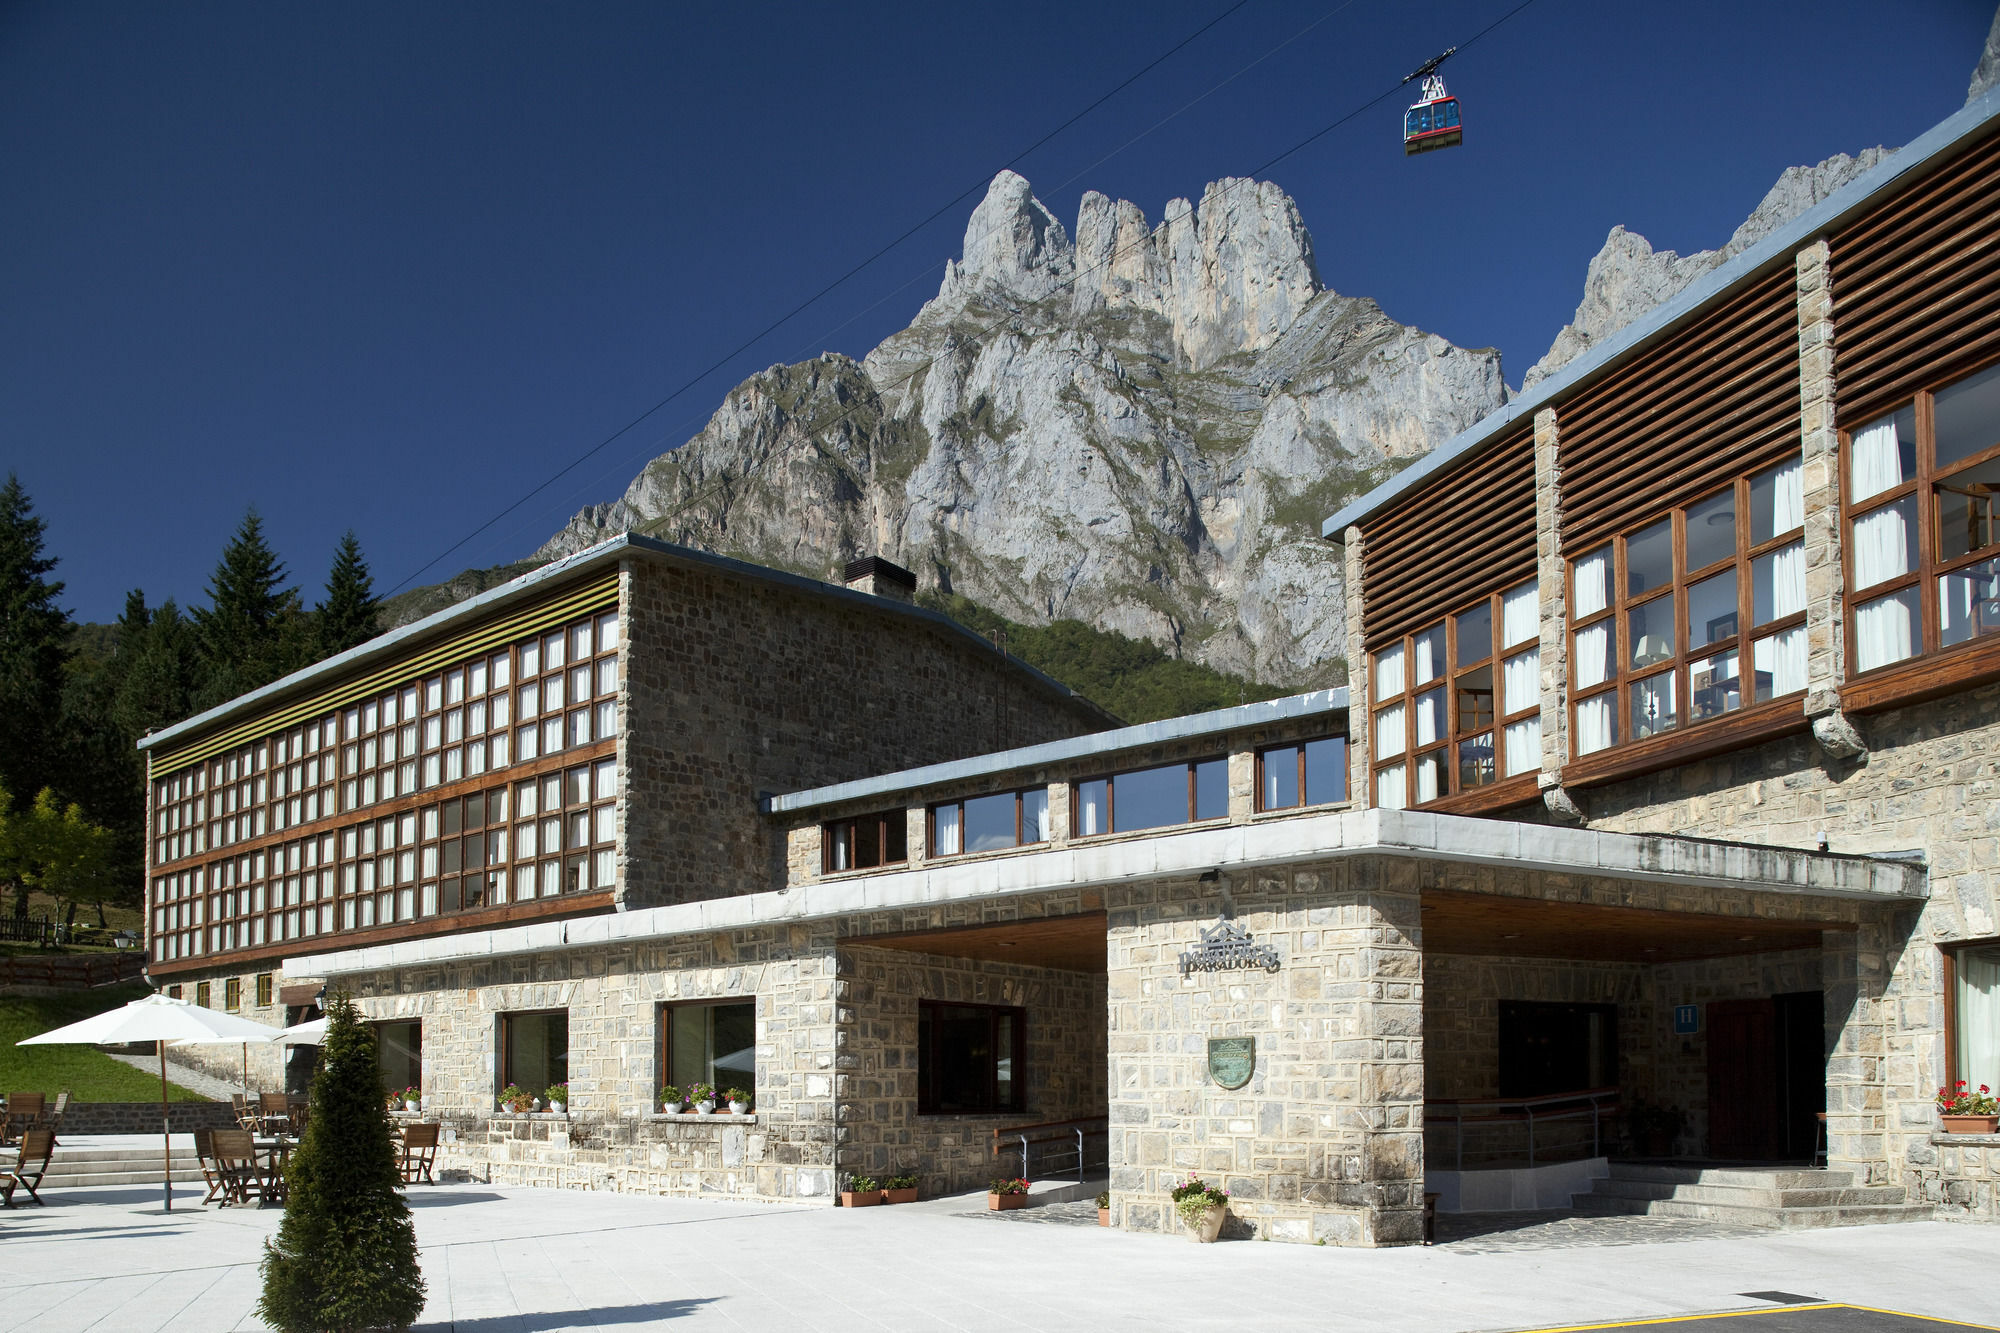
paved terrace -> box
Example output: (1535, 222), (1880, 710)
(0, 1182), (1990, 1332)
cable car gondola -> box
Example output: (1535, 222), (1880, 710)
(1402, 47), (1461, 156)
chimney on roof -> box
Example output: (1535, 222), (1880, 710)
(842, 555), (917, 604)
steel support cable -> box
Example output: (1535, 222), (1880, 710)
(387, 0), (1258, 594)
(540, 0), (1547, 558)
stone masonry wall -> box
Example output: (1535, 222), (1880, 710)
(836, 945), (1106, 1197)
(619, 556), (1107, 912)
(1105, 857), (1423, 1247)
(1910, 1132), (2000, 1221)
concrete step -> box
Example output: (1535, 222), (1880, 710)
(40, 1166), (207, 1187)
(1587, 1178), (1912, 1209)
(1573, 1192), (1930, 1229)
(1604, 1163), (1853, 1190)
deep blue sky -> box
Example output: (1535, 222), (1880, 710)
(3, 0), (1991, 623)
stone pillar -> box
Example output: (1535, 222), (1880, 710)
(1531, 407), (1585, 823)
(1796, 242), (1866, 759)
(1342, 526), (1371, 810)
(1822, 921), (1889, 1183)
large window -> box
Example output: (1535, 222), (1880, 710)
(375, 1020), (422, 1097)
(1950, 943), (2000, 1092)
(1072, 759), (1226, 836)
(823, 810), (907, 872)
(659, 1000), (756, 1104)
(1371, 580), (1539, 807)
(1846, 361), (2000, 676)
(1570, 459), (1805, 757)
(918, 1001), (1024, 1115)
(1256, 737), (1348, 811)
(930, 788), (1050, 857)
(499, 1010), (567, 1105)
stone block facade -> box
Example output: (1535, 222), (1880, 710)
(1910, 1133), (2000, 1221)
(1104, 858), (1423, 1247)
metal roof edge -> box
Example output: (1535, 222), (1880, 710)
(763, 687), (1349, 815)
(1321, 86), (2000, 540)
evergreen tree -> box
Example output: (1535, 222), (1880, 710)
(260, 993), (426, 1333)
(318, 531), (381, 658)
(192, 509), (311, 707)
(0, 476), (72, 805)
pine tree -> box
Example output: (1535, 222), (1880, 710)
(0, 476), (72, 806)
(318, 531), (381, 658)
(193, 509), (308, 708)
(260, 993), (426, 1333)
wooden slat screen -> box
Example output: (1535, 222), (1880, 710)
(1831, 130), (2000, 419)
(1557, 266), (1802, 552)
(1359, 422), (1537, 649)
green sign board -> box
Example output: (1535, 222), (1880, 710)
(1207, 1036), (1255, 1090)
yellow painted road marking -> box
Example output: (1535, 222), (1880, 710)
(1508, 1305), (2000, 1333)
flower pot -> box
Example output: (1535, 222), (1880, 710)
(660, 1102), (683, 1115)
(404, 1100), (420, 1113)
(840, 1190), (881, 1208)
(549, 1101), (567, 1115)
(1940, 1113), (2000, 1134)
(987, 1192), (1031, 1211)
(1185, 1205), (1226, 1243)
(1098, 1207), (1110, 1227)
(727, 1100), (748, 1115)
(883, 1187), (918, 1205)
(695, 1100), (717, 1115)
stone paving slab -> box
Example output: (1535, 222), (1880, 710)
(0, 1182), (1992, 1333)
(1435, 1209), (1768, 1253)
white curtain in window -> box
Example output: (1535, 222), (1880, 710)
(1414, 755), (1440, 804)
(1374, 702), (1406, 761)
(933, 804), (962, 856)
(1754, 627), (1808, 698)
(1502, 580), (1540, 650)
(1852, 503), (1912, 591)
(1412, 628), (1442, 685)
(1850, 415), (1906, 502)
(1375, 763), (1407, 810)
(1413, 690), (1444, 748)
(1958, 948), (2000, 1094)
(1504, 718), (1541, 776)
(1771, 458), (1804, 533)
(1574, 549), (1609, 619)
(1374, 644), (1406, 702)
(1575, 623), (1610, 690)
(1575, 696), (1613, 755)
(1503, 647), (1540, 715)
(1853, 581), (1915, 672)
(1769, 539), (1806, 618)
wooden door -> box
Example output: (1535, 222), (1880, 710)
(1707, 998), (1780, 1159)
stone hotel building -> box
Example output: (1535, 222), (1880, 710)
(145, 87), (2000, 1242)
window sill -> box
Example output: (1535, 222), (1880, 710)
(1417, 773), (1540, 816)
(1843, 635), (2000, 713)
(1249, 800), (1354, 822)
(1563, 701), (1809, 790)
(648, 1112), (757, 1124)
(490, 1111), (570, 1120)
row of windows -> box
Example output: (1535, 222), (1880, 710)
(151, 761), (618, 962)
(152, 610), (621, 867)
(822, 738), (1348, 873)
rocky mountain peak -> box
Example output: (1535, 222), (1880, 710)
(938, 170), (1076, 308)
(1973, 4), (2000, 104)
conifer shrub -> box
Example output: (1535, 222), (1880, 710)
(259, 993), (426, 1332)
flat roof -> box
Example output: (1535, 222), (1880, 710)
(1322, 86), (2000, 539)
(139, 533), (1115, 753)
(762, 687), (1348, 815)
(285, 807), (1925, 978)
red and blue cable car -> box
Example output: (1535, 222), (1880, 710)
(1402, 48), (1462, 156)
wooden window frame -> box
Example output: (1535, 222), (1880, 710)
(917, 999), (1027, 1116)
(927, 787), (1050, 858)
(657, 997), (757, 1100)
(1253, 736), (1349, 812)
(1941, 938), (2000, 1093)
(1568, 465), (1806, 760)
(195, 981), (211, 1008)
(497, 1007), (568, 1098)
(255, 973), (273, 1008)
(1369, 582), (1540, 808)
(821, 809), (909, 874)
(223, 977), (242, 1012)
(1839, 357), (2000, 703)
(1068, 758), (1228, 839)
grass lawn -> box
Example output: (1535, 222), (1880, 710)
(0, 982), (211, 1102)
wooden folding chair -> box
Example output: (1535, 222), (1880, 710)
(398, 1123), (440, 1185)
(192, 1127), (228, 1205)
(230, 1093), (259, 1132)
(2, 1128), (55, 1208)
(209, 1129), (265, 1205)
(258, 1092), (293, 1135)
(46, 1090), (69, 1131)
(3, 1093), (46, 1147)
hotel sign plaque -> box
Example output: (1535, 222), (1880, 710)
(1178, 917), (1282, 975)
(1207, 1036), (1255, 1089)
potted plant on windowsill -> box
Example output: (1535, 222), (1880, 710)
(658, 1085), (683, 1114)
(691, 1082), (717, 1114)
(1170, 1174), (1229, 1243)
(401, 1086), (421, 1113)
(1938, 1080), (1999, 1134)
(840, 1175), (881, 1208)
(1096, 1189), (1110, 1226)
(987, 1177), (1031, 1211)
(883, 1172), (919, 1204)
(498, 1084), (531, 1113)
(724, 1087), (752, 1115)
(545, 1083), (570, 1115)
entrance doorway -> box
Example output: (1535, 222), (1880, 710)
(1707, 991), (1823, 1160)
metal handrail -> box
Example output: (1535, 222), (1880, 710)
(1425, 1087), (1620, 1169)
(989, 1115), (1109, 1183)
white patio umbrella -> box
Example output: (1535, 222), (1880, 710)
(17, 994), (285, 1211)
(270, 1016), (327, 1046)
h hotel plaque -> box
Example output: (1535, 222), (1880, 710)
(1207, 1036), (1255, 1089)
